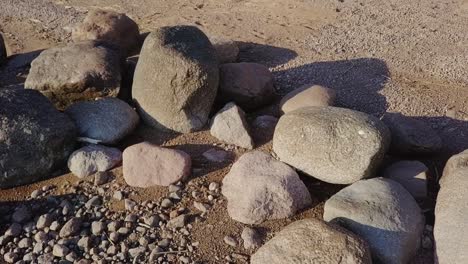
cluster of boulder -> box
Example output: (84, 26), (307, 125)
(0, 7), (464, 264)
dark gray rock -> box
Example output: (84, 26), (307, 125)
(65, 97), (139, 144)
(59, 217), (82, 238)
(0, 89), (76, 188)
(132, 25), (219, 133)
(25, 41), (121, 109)
(273, 107), (390, 184)
(324, 178), (424, 264)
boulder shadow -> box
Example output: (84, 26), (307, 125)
(0, 49), (43, 89)
(236, 41), (298, 68)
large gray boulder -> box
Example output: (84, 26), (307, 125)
(65, 97), (139, 144)
(0, 33), (6, 65)
(210, 102), (254, 149)
(0, 89), (76, 188)
(324, 178), (425, 264)
(273, 107), (390, 184)
(222, 151), (311, 224)
(132, 26), (219, 133)
(25, 41), (121, 109)
(72, 9), (140, 56)
(251, 218), (372, 264)
(434, 150), (468, 264)
(382, 112), (442, 155)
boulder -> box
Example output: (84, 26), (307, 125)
(383, 160), (428, 200)
(67, 145), (122, 178)
(273, 107), (390, 184)
(210, 37), (239, 63)
(0, 89), (76, 188)
(252, 115), (278, 129)
(25, 41), (121, 109)
(65, 97), (139, 144)
(123, 142), (191, 187)
(324, 178), (425, 264)
(132, 25), (219, 133)
(0, 33), (6, 65)
(202, 148), (230, 163)
(218, 63), (274, 110)
(434, 149), (468, 264)
(280, 84), (336, 113)
(222, 151), (311, 224)
(382, 112), (442, 154)
(210, 102), (254, 149)
(72, 9), (140, 56)
(251, 218), (372, 264)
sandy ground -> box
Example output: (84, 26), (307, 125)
(1, 0), (468, 263)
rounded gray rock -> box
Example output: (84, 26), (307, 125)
(0, 89), (76, 188)
(65, 97), (139, 144)
(383, 160), (428, 200)
(222, 151), (311, 224)
(67, 145), (122, 178)
(251, 218), (372, 264)
(132, 25), (219, 133)
(25, 41), (121, 109)
(273, 107), (390, 184)
(324, 178), (424, 264)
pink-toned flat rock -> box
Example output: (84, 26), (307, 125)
(123, 142), (191, 187)
(280, 84), (336, 113)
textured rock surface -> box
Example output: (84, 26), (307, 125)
(0, 89), (76, 188)
(0, 33), (6, 65)
(24, 41), (121, 109)
(222, 151), (311, 224)
(382, 112), (442, 154)
(280, 84), (336, 113)
(210, 103), (254, 149)
(273, 107), (390, 184)
(383, 160), (428, 200)
(434, 149), (468, 264)
(123, 142), (191, 187)
(132, 25), (219, 133)
(251, 218), (372, 264)
(68, 145), (122, 178)
(218, 62), (274, 111)
(210, 37), (239, 63)
(324, 178), (425, 264)
(65, 97), (139, 144)
(72, 9), (140, 56)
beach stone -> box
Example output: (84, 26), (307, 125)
(25, 41), (121, 109)
(210, 103), (254, 149)
(434, 149), (468, 264)
(280, 84), (336, 113)
(218, 62), (274, 110)
(132, 25), (219, 133)
(383, 160), (428, 200)
(67, 145), (121, 178)
(59, 218), (82, 238)
(0, 89), (76, 188)
(167, 214), (187, 229)
(4, 223), (21, 237)
(53, 244), (69, 257)
(36, 214), (54, 230)
(382, 112), (442, 154)
(72, 9), (140, 56)
(210, 37), (239, 63)
(222, 151), (311, 224)
(0, 33), (6, 65)
(241, 227), (261, 249)
(252, 115), (278, 129)
(273, 107), (390, 184)
(224, 235), (238, 247)
(251, 218), (372, 264)
(65, 97), (139, 144)
(3, 252), (18, 263)
(202, 149), (230, 163)
(123, 142), (191, 187)
(323, 178), (424, 264)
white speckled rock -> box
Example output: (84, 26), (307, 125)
(68, 145), (122, 178)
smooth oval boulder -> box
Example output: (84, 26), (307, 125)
(382, 112), (442, 155)
(280, 84), (336, 113)
(273, 107), (390, 184)
(324, 178), (425, 264)
(218, 62), (274, 111)
(251, 218), (372, 264)
(434, 150), (468, 264)
(0, 33), (6, 65)
(25, 41), (121, 109)
(383, 160), (428, 200)
(210, 102), (254, 149)
(0, 89), (76, 188)
(132, 25), (219, 133)
(72, 9), (140, 56)
(222, 151), (311, 224)
(123, 142), (191, 187)
(65, 97), (139, 144)
(68, 145), (122, 178)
